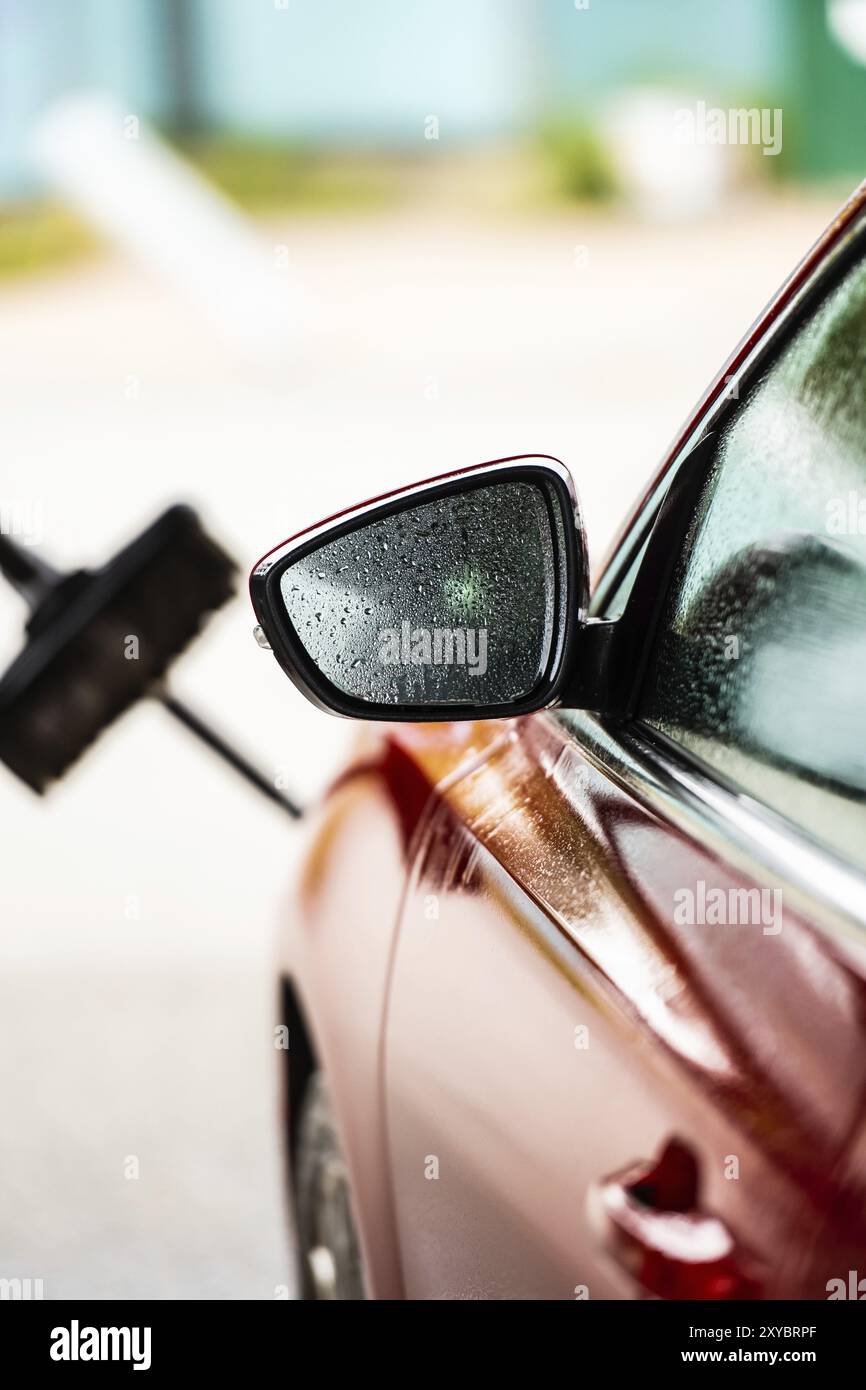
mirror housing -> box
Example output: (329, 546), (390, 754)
(250, 457), (590, 721)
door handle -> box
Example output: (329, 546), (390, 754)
(590, 1138), (763, 1300)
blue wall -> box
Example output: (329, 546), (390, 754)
(0, 0), (164, 198)
(536, 0), (790, 101)
(0, 0), (826, 200)
(190, 0), (535, 143)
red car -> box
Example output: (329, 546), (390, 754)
(251, 183), (866, 1301)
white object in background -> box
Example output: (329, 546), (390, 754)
(29, 92), (307, 364)
(828, 0), (866, 65)
(603, 87), (730, 222)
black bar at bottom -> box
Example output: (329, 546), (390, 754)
(5, 1297), (861, 1376)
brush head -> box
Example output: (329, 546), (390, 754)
(0, 506), (236, 792)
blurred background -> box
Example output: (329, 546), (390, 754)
(2, 0), (866, 1298)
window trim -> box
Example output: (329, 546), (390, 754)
(591, 202), (866, 623)
(558, 199), (866, 934)
(554, 708), (866, 951)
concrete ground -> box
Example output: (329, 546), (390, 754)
(0, 189), (841, 1297)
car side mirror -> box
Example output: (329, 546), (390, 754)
(249, 457), (590, 721)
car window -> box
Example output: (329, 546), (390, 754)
(637, 247), (866, 871)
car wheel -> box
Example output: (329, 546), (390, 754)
(294, 1071), (367, 1300)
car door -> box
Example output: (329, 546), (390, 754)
(382, 205), (866, 1300)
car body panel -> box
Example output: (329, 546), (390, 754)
(384, 714), (866, 1298)
(278, 741), (412, 1300)
(282, 709), (866, 1298)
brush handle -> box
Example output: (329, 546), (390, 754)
(0, 534), (65, 609)
(156, 688), (303, 820)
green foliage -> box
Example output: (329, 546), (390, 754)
(175, 134), (401, 213)
(540, 114), (618, 202)
(0, 135), (403, 280)
(0, 204), (95, 281)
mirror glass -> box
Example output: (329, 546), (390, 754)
(279, 479), (559, 706)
